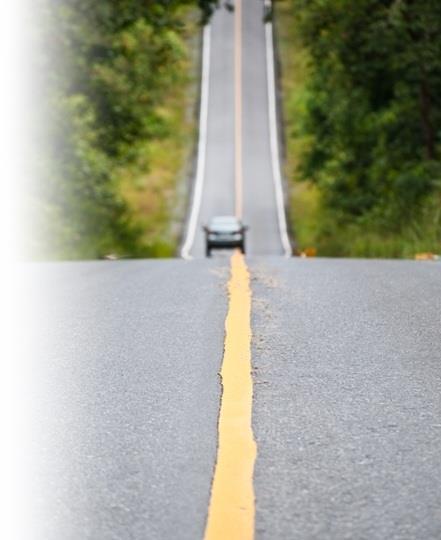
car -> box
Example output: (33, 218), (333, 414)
(203, 215), (248, 257)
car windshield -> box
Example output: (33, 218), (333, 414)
(209, 216), (241, 232)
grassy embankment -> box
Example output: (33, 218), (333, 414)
(274, 1), (441, 258)
(33, 2), (203, 260)
(116, 8), (200, 258)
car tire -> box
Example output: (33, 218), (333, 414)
(240, 242), (245, 254)
(206, 246), (211, 257)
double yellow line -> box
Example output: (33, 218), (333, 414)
(204, 3), (256, 540)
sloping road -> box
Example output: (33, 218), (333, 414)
(182, 0), (287, 258)
(25, 1), (441, 539)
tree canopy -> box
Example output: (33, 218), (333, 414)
(281, 0), (441, 256)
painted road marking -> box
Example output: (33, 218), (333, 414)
(181, 25), (211, 260)
(204, 251), (256, 540)
(234, 0), (243, 219)
(264, 0), (292, 257)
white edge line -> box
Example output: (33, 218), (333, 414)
(180, 24), (211, 260)
(264, 1), (292, 257)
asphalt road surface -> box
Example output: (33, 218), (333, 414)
(28, 259), (229, 540)
(187, 0), (285, 257)
(25, 1), (441, 539)
(251, 258), (441, 539)
(28, 257), (441, 539)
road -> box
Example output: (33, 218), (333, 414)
(27, 258), (441, 540)
(182, 0), (287, 258)
(251, 258), (441, 539)
(27, 260), (228, 540)
(25, 1), (441, 539)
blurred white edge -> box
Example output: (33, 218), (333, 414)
(1, 1), (31, 538)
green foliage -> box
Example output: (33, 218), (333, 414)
(277, 0), (441, 257)
(32, 0), (216, 259)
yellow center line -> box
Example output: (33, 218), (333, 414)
(204, 251), (256, 540)
(234, 0), (243, 220)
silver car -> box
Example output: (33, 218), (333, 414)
(203, 216), (248, 257)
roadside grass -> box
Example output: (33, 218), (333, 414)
(274, 1), (441, 258)
(291, 182), (441, 258)
(117, 7), (199, 258)
(274, 1), (320, 252)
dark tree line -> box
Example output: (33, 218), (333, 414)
(284, 0), (441, 255)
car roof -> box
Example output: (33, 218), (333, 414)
(209, 215), (240, 224)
